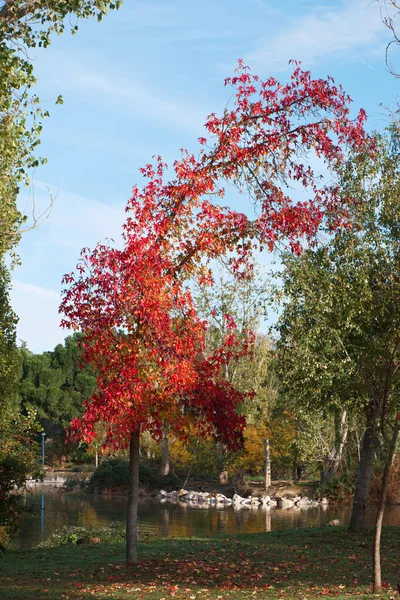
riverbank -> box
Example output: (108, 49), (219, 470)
(28, 467), (322, 502)
(2, 527), (399, 599)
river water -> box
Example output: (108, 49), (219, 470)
(11, 491), (400, 550)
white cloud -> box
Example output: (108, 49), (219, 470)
(12, 178), (127, 354)
(10, 280), (67, 353)
(246, 0), (386, 72)
(12, 280), (60, 300)
(13, 183), (126, 352)
(38, 55), (207, 134)
(20, 180), (125, 253)
(75, 69), (206, 132)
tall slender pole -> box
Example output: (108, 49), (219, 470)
(41, 491), (45, 537)
(41, 432), (46, 472)
(264, 437), (271, 490)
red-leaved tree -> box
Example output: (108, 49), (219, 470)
(60, 62), (370, 564)
(60, 163), (252, 562)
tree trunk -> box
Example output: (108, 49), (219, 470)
(264, 437), (271, 489)
(348, 407), (378, 531)
(215, 442), (226, 475)
(160, 431), (169, 476)
(373, 424), (399, 593)
(322, 409), (348, 483)
(292, 417), (304, 481)
(60, 429), (67, 466)
(219, 470), (229, 484)
(126, 428), (140, 564)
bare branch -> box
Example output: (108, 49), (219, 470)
(380, 0), (400, 77)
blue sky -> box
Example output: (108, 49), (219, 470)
(11, 0), (400, 352)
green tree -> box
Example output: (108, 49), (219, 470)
(0, 263), (41, 547)
(195, 266), (277, 485)
(195, 266), (271, 393)
(0, 263), (20, 406)
(19, 333), (97, 425)
(18, 334), (97, 462)
(276, 129), (400, 538)
(0, 405), (40, 547)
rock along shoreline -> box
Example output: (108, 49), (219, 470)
(157, 488), (330, 510)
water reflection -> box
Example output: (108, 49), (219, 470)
(41, 491), (45, 539)
(265, 509), (271, 532)
(12, 491), (400, 550)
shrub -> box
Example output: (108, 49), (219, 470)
(88, 458), (129, 493)
(315, 473), (355, 501)
(62, 475), (89, 491)
(369, 456), (400, 505)
(88, 458), (181, 493)
(37, 523), (161, 548)
(71, 464), (95, 473)
(37, 523), (125, 548)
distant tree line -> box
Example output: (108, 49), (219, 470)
(19, 335), (96, 426)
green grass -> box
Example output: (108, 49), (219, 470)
(1, 527), (399, 599)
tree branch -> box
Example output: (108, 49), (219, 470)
(0, 1), (34, 21)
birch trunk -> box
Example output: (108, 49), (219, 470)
(264, 437), (271, 489)
(160, 431), (169, 476)
(373, 424), (399, 593)
(322, 409), (348, 482)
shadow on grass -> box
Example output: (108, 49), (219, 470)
(1, 528), (399, 599)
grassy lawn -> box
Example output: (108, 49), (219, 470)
(1, 527), (399, 599)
